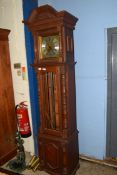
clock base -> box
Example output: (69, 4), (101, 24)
(39, 161), (80, 175)
(38, 130), (79, 175)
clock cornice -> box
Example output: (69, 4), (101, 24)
(23, 4), (78, 31)
(0, 28), (10, 41)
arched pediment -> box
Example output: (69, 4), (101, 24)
(27, 5), (57, 23)
(23, 4), (78, 32)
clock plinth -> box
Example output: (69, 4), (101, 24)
(24, 4), (79, 175)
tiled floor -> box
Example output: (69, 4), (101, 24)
(76, 159), (117, 175)
(2, 153), (117, 175)
(22, 159), (117, 175)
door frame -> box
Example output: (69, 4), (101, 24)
(22, 0), (40, 155)
(106, 27), (117, 157)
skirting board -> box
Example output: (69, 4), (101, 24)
(79, 154), (117, 168)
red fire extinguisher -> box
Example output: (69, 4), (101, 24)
(15, 102), (31, 138)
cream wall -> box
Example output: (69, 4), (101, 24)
(0, 0), (34, 155)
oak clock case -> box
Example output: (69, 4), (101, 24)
(24, 5), (79, 175)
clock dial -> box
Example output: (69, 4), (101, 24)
(39, 35), (59, 59)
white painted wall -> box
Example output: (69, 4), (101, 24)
(0, 0), (34, 155)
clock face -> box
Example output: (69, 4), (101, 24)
(39, 35), (59, 59)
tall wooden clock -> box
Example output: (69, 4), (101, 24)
(24, 5), (79, 175)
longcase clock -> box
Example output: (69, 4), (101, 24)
(24, 5), (79, 175)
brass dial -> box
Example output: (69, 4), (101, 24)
(39, 35), (59, 59)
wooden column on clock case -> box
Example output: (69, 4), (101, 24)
(23, 4), (79, 175)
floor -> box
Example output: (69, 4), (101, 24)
(22, 159), (117, 175)
(1, 153), (117, 175)
(76, 159), (117, 175)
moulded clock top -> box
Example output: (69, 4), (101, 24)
(23, 4), (78, 31)
(0, 28), (10, 41)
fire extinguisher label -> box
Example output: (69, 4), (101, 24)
(17, 114), (22, 119)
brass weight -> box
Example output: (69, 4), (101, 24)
(27, 156), (40, 172)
